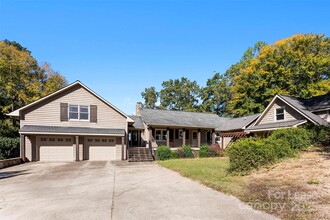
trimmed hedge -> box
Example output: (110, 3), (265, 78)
(227, 128), (312, 175)
(0, 137), (20, 160)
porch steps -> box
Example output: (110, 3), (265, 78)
(128, 147), (154, 162)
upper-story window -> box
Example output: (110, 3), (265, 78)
(275, 108), (285, 121)
(69, 104), (89, 120)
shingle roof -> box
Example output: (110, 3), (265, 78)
(278, 95), (329, 126)
(129, 115), (145, 129)
(298, 92), (330, 111)
(19, 125), (125, 136)
(217, 114), (260, 131)
(141, 109), (229, 128)
(246, 120), (307, 131)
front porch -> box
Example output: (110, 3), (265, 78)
(147, 127), (217, 148)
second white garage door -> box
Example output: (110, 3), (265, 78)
(39, 136), (74, 162)
(86, 137), (116, 161)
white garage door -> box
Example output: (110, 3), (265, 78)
(86, 137), (116, 161)
(39, 136), (74, 162)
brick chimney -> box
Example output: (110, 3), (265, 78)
(136, 102), (143, 116)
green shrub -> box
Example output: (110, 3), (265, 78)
(171, 150), (179, 159)
(181, 145), (194, 158)
(227, 137), (277, 174)
(199, 144), (209, 158)
(269, 127), (311, 150)
(156, 145), (172, 160)
(0, 137), (20, 160)
(227, 127), (313, 174)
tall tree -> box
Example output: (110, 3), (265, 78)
(0, 40), (67, 137)
(200, 73), (231, 116)
(228, 34), (330, 116)
(141, 86), (158, 109)
(159, 77), (200, 111)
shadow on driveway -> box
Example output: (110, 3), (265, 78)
(0, 170), (30, 180)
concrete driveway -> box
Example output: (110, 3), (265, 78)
(0, 162), (276, 220)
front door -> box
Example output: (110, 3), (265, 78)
(131, 130), (141, 146)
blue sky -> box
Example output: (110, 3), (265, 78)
(1, 0), (329, 114)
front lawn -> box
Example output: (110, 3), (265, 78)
(158, 150), (330, 220)
(158, 157), (246, 198)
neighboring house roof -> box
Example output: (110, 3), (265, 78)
(129, 115), (145, 129)
(301, 92), (330, 111)
(141, 109), (229, 129)
(246, 120), (307, 132)
(19, 125), (125, 136)
(217, 114), (260, 131)
(7, 80), (133, 122)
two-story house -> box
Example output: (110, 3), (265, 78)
(8, 81), (133, 162)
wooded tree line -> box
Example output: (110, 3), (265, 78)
(0, 40), (67, 137)
(141, 34), (330, 117)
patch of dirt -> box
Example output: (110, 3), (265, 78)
(244, 147), (330, 220)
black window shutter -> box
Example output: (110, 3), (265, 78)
(175, 129), (179, 139)
(60, 103), (68, 121)
(186, 129), (189, 139)
(90, 105), (97, 123)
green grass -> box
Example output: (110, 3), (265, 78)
(158, 157), (246, 198)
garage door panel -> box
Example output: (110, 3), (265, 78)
(88, 146), (116, 161)
(38, 136), (74, 162)
(86, 137), (117, 161)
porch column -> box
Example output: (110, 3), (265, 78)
(166, 128), (170, 147)
(148, 127), (152, 148)
(20, 134), (26, 162)
(197, 129), (201, 147)
(75, 136), (79, 161)
(182, 129), (186, 146)
(122, 136), (125, 160)
(212, 130), (216, 145)
(221, 135), (224, 150)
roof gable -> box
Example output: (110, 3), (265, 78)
(8, 81), (132, 121)
(253, 95), (328, 126)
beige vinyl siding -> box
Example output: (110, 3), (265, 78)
(258, 99), (305, 125)
(20, 85), (127, 130)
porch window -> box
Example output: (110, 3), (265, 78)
(155, 129), (167, 141)
(275, 108), (285, 121)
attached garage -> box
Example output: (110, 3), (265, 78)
(85, 137), (116, 161)
(38, 136), (74, 162)
(19, 125), (126, 162)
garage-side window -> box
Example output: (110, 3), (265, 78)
(109, 139), (114, 143)
(49, 138), (55, 141)
(41, 138), (47, 142)
(58, 138), (63, 142)
(87, 139), (93, 142)
(69, 104), (89, 121)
